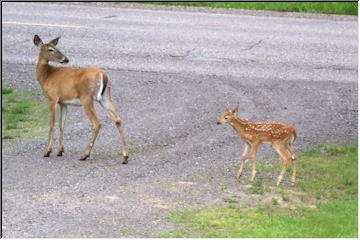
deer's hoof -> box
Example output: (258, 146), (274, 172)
(80, 154), (89, 161)
(43, 149), (52, 157)
(56, 149), (64, 156)
(122, 155), (128, 164)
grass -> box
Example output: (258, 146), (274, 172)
(160, 143), (358, 238)
(247, 179), (264, 195)
(144, 2), (358, 15)
(2, 83), (48, 143)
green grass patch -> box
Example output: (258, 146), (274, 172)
(160, 199), (357, 238)
(160, 143), (358, 238)
(247, 179), (264, 195)
(2, 83), (48, 144)
(144, 2), (358, 15)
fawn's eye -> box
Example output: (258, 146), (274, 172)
(224, 116), (228, 120)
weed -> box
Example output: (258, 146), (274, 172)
(248, 179), (264, 195)
(223, 198), (238, 204)
(2, 82), (48, 143)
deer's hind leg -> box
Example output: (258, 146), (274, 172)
(250, 142), (260, 182)
(273, 142), (292, 186)
(99, 83), (128, 164)
(286, 142), (297, 186)
(80, 97), (101, 160)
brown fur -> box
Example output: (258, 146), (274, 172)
(218, 103), (297, 186)
(33, 35), (128, 163)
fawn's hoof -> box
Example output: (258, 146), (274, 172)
(43, 149), (52, 157)
(122, 155), (128, 164)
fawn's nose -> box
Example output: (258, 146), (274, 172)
(217, 121), (221, 125)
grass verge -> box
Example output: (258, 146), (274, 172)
(144, 2), (358, 15)
(2, 83), (48, 144)
(159, 143), (358, 238)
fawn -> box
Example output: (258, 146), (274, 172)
(217, 103), (297, 186)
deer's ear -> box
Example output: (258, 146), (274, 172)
(232, 107), (238, 114)
(49, 36), (60, 45)
(33, 35), (43, 47)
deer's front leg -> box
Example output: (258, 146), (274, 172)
(80, 100), (101, 160)
(237, 143), (249, 179)
(250, 142), (259, 182)
(56, 104), (67, 156)
(44, 102), (57, 157)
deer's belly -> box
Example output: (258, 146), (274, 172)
(62, 99), (82, 106)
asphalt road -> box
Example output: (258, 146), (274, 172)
(2, 2), (358, 237)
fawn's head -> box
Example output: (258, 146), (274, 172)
(217, 103), (238, 125)
(33, 35), (69, 64)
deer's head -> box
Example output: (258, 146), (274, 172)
(217, 102), (238, 125)
(33, 35), (69, 64)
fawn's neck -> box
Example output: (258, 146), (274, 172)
(229, 116), (249, 134)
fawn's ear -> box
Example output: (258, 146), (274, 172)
(232, 107), (238, 114)
(226, 102), (230, 111)
(49, 36), (60, 45)
(33, 35), (43, 47)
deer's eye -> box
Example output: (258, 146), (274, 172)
(224, 116), (228, 120)
(48, 48), (54, 52)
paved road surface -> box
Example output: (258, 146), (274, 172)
(2, 2), (358, 237)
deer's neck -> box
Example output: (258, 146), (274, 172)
(36, 55), (52, 86)
(230, 116), (249, 134)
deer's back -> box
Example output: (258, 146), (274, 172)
(243, 121), (296, 143)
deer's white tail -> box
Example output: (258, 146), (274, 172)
(96, 73), (104, 101)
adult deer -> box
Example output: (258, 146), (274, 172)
(33, 35), (128, 163)
(217, 103), (297, 186)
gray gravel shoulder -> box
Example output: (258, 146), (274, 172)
(2, 2), (358, 237)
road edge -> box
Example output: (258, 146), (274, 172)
(59, 2), (357, 22)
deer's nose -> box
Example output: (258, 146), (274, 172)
(217, 121), (221, 125)
(60, 57), (69, 64)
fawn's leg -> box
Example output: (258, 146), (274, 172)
(250, 142), (259, 182)
(274, 143), (291, 186)
(80, 98), (101, 160)
(286, 143), (297, 186)
(56, 104), (67, 156)
(237, 143), (250, 178)
(44, 102), (57, 157)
